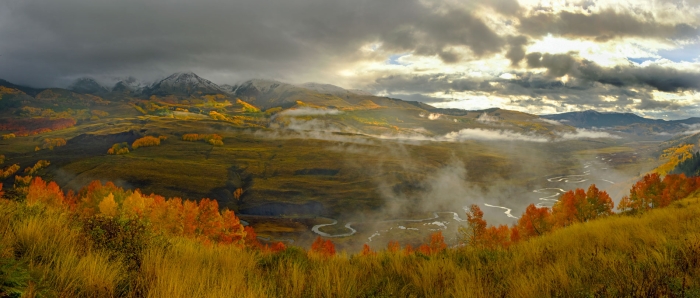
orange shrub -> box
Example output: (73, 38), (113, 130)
(310, 236), (336, 257)
(361, 244), (376, 256)
(107, 143), (130, 155)
(14, 175), (32, 189)
(1, 164), (20, 179)
(41, 138), (67, 150)
(24, 160), (50, 176)
(182, 133), (224, 146)
(132, 136), (161, 149)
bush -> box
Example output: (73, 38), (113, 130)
(131, 136), (161, 149)
(41, 138), (67, 150)
(107, 143), (130, 155)
(81, 216), (149, 271)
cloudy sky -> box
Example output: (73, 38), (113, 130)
(1, 0), (699, 119)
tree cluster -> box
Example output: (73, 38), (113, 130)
(462, 184), (615, 248)
(23, 160), (50, 176)
(131, 136), (162, 149)
(670, 151), (700, 177)
(618, 173), (700, 212)
(0, 118), (77, 136)
(0, 164), (20, 180)
(182, 133), (224, 146)
(41, 138), (67, 150)
(21, 177), (284, 250)
(107, 142), (130, 155)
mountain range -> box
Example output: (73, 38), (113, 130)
(541, 110), (700, 134)
(3, 72), (700, 136)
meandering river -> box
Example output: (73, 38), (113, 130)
(310, 156), (621, 240)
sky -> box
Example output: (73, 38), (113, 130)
(0, 0), (699, 119)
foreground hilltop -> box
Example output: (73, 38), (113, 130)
(1, 172), (698, 297)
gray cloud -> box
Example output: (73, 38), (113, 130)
(519, 9), (699, 41)
(506, 35), (529, 66)
(0, 0), (514, 87)
(0, 0), (429, 86)
(0, 0), (698, 119)
(372, 54), (700, 113)
(379, 8), (506, 63)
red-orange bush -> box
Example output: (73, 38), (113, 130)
(310, 236), (336, 257)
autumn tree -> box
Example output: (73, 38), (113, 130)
(41, 138), (67, 150)
(24, 160), (50, 176)
(267, 242), (286, 253)
(122, 190), (146, 218)
(98, 193), (118, 217)
(220, 209), (245, 244)
(182, 199), (199, 237)
(310, 236), (336, 257)
(551, 185), (614, 227)
(361, 244), (375, 256)
(0, 164), (20, 180)
(628, 173), (664, 211)
(25, 177), (65, 208)
(584, 184), (614, 219)
(660, 174), (697, 207)
(198, 198), (223, 239)
(460, 204), (487, 247)
(482, 225), (513, 249)
(428, 231), (447, 253)
(107, 142), (130, 155)
(387, 241), (401, 253)
(516, 204), (552, 240)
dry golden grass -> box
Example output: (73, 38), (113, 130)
(1, 193), (699, 297)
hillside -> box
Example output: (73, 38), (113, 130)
(542, 110), (700, 135)
(1, 173), (698, 297)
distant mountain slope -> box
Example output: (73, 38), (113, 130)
(69, 78), (109, 95)
(298, 82), (353, 96)
(143, 72), (227, 97)
(0, 79), (43, 97)
(541, 110), (661, 127)
(542, 110), (700, 136)
(111, 77), (146, 95)
(231, 79), (354, 109)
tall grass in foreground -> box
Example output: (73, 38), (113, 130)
(1, 195), (699, 297)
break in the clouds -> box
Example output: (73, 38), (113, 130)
(0, 0), (699, 119)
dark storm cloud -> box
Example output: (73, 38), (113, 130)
(505, 35), (528, 66)
(0, 0), (513, 87)
(0, 0), (422, 86)
(525, 52), (576, 77)
(522, 52), (700, 92)
(379, 8), (506, 63)
(519, 9), (699, 41)
(576, 60), (700, 92)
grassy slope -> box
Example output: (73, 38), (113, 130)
(2, 191), (699, 297)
